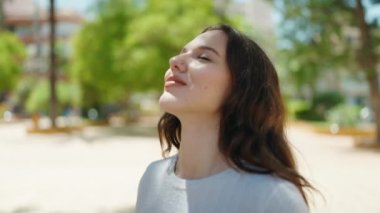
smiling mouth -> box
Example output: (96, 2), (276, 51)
(165, 76), (187, 87)
(164, 80), (186, 87)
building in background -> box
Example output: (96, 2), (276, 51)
(215, 0), (372, 111)
(4, 0), (83, 76)
(214, 0), (275, 45)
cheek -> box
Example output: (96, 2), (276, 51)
(200, 77), (230, 100)
(192, 66), (231, 94)
(164, 70), (170, 79)
(216, 75), (231, 99)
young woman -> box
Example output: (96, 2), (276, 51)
(136, 24), (314, 213)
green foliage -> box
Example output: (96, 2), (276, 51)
(295, 91), (344, 121)
(275, 0), (380, 138)
(7, 77), (37, 113)
(71, 0), (232, 109)
(312, 91), (345, 111)
(326, 104), (361, 127)
(286, 99), (310, 119)
(0, 31), (26, 92)
(71, 0), (134, 108)
(117, 0), (222, 91)
(25, 80), (80, 114)
(273, 0), (379, 95)
(26, 81), (49, 113)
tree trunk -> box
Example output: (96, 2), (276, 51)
(366, 73), (380, 143)
(356, 0), (380, 143)
(49, 0), (57, 128)
(0, 0), (4, 30)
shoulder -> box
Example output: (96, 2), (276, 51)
(145, 156), (175, 172)
(136, 156), (177, 212)
(140, 156), (176, 181)
(263, 176), (309, 213)
(137, 156), (176, 198)
(238, 173), (309, 213)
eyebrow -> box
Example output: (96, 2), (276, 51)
(181, 45), (221, 57)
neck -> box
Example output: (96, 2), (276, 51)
(175, 114), (229, 179)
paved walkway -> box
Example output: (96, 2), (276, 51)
(288, 126), (380, 213)
(0, 121), (379, 213)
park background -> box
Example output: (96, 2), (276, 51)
(1, 0), (380, 212)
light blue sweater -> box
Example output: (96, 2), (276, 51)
(136, 156), (309, 213)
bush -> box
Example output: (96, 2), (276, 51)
(25, 80), (80, 115)
(0, 31), (26, 91)
(312, 91), (344, 114)
(295, 108), (324, 121)
(294, 91), (345, 121)
(326, 104), (361, 127)
(286, 99), (310, 119)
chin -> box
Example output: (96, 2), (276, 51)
(159, 92), (179, 113)
(159, 92), (193, 117)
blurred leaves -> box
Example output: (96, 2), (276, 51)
(274, 0), (380, 97)
(118, 0), (220, 89)
(327, 104), (361, 127)
(71, 0), (226, 109)
(0, 31), (26, 92)
(275, 0), (380, 141)
(71, 0), (133, 108)
(25, 80), (80, 114)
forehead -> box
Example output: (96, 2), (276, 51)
(185, 30), (227, 55)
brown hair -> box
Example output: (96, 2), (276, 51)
(158, 24), (315, 205)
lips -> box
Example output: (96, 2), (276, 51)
(165, 75), (187, 86)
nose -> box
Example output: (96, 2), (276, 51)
(169, 54), (186, 72)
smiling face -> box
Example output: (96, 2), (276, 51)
(159, 30), (231, 117)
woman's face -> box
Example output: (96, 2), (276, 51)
(159, 30), (231, 117)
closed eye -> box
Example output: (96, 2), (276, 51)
(197, 54), (211, 61)
(198, 56), (210, 61)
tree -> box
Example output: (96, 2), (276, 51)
(355, 0), (380, 143)
(71, 0), (135, 110)
(274, 0), (356, 97)
(117, 0), (224, 91)
(0, 31), (26, 93)
(274, 0), (380, 143)
(71, 0), (231, 116)
(0, 0), (5, 29)
(49, 0), (58, 127)
(25, 80), (80, 114)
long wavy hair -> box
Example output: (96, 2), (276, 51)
(158, 24), (314, 205)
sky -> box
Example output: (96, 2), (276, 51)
(34, 0), (380, 22)
(35, 0), (96, 16)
